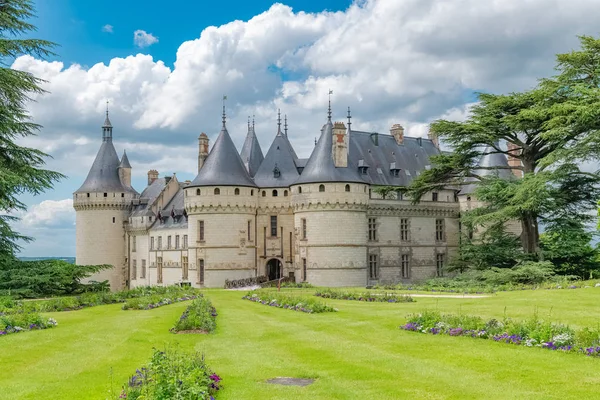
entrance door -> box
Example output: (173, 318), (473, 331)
(266, 259), (282, 281)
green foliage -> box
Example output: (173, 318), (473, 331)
(314, 289), (414, 303)
(0, 310), (57, 335)
(0, 0), (64, 257)
(114, 348), (221, 400)
(408, 36), (600, 259)
(540, 221), (600, 279)
(0, 259), (111, 298)
(121, 288), (199, 310)
(371, 185), (404, 200)
(454, 224), (521, 271)
(171, 296), (217, 333)
(243, 291), (337, 313)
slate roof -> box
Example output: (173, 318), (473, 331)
(254, 125), (299, 188)
(130, 178), (166, 217)
(75, 140), (137, 194)
(460, 145), (514, 195)
(348, 132), (439, 186)
(119, 150), (132, 169)
(151, 184), (188, 230)
(294, 121), (365, 185)
(240, 124), (264, 177)
(189, 123), (257, 187)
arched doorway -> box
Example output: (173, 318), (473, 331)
(266, 258), (282, 281)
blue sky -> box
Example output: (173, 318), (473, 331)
(13, 0), (599, 256)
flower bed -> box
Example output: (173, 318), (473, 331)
(1, 286), (203, 314)
(114, 348), (221, 399)
(1, 311), (57, 336)
(314, 289), (414, 303)
(400, 310), (600, 357)
(242, 292), (337, 313)
(171, 296), (217, 334)
(122, 294), (199, 310)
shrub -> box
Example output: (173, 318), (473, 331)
(115, 348), (221, 399)
(122, 292), (199, 310)
(171, 296), (217, 333)
(0, 311), (57, 336)
(314, 289), (414, 303)
(400, 310), (600, 356)
(242, 291), (336, 313)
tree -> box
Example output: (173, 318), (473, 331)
(408, 35), (600, 258)
(0, 0), (64, 258)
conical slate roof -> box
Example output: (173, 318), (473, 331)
(75, 141), (136, 193)
(240, 123), (264, 177)
(190, 124), (257, 187)
(119, 150), (131, 168)
(295, 120), (364, 185)
(254, 124), (299, 188)
(460, 145), (514, 195)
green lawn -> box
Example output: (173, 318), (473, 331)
(2, 288), (600, 399)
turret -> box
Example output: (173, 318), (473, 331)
(198, 133), (209, 173)
(240, 116), (264, 177)
(73, 106), (139, 291)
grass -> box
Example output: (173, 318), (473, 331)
(2, 288), (600, 399)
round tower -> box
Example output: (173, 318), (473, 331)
(291, 115), (369, 287)
(73, 109), (138, 290)
(185, 110), (258, 287)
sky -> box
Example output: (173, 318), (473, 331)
(11, 0), (600, 257)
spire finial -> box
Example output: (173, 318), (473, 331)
(347, 106), (352, 130)
(106, 100), (109, 117)
(314, 137), (317, 146)
(222, 95), (227, 127)
(277, 109), (282, 134)
(248, 116), (250, 130)
(252, 114), (255, 129)
(328, 89), (333, 121)
(284, 114), (288, 137)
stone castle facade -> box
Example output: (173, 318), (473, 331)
(74, 106), (518, 290)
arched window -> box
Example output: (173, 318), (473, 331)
(262, 191), (266, 197)
(214, 188), (220, 195)
(234, 188), (240, 195)
(298, 187), (302, 194)
(467, 196), (471, 202)
(196, 188), (201, 196)
(272, 190), (278, 197)
(319, 184), (325, 192)
(284, 190), (288, 197)
(345, 184), (350, 192)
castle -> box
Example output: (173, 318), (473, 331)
(73, 104), (518, 290)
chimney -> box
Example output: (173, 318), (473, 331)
(147, 169), (159, 185)
(428, 131), (439, 149)
(390, 124), (404, 145)
(198, 133), (209, 173)
(507, 142), (523, 178)
(332, 122), (348, 167)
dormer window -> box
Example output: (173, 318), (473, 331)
(273, 167), (281, 178)
(358, 159), (369, 175)
(390, 162), (401, 177)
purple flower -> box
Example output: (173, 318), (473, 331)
(210, 373), (221, 382)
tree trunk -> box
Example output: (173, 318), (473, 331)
(520, 212), (540, 257)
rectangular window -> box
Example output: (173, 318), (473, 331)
(401, 254), (410, 279)
(199, 220), (205, 241)
(132, 260), (137, 280)
(369, 254), (378, 279)
(436, 253), (445, 277)
(175, 235), (180, 249)
(150, 237), (155, 250)
(198, 259), (205, 284)
(270, 215), (278, 237)
(167, 235), (172, 249)
(368, 218), (377, 241)
(432, 192), (438, 202)
(301, 218), (307, 239)
(157, 236), (162, 250)
(435, 219), (445, 242)
(157, 257), (163, 283)
(400, 218), (409, 241)
(141, 259), (146, 278)
(303, 258), (307, 282)
(248, 220), (252, 241)
(183, 235), (188, 249)
(182, 256), (189, 280)
(132, 236), (136, 252)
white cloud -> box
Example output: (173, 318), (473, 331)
(133, 30), (159, 48)
(102, 24), (113, 33)
(10, 0), (600, 255)
(21, 199), (74, 228)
